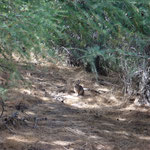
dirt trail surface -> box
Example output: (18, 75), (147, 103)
(0, 62), (150, 150)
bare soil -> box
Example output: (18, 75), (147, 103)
(0, 62), (150, 150)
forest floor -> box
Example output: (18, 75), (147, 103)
(0, 61), (150, 150)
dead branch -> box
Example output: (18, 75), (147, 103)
(0, 100), (4, 118)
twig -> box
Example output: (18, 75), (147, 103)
(5, 124), (15, 134)
(33, 117), (47, 128)
(0, 100), (4, 118)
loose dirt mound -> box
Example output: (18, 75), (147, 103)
(0, 62), (150, 150)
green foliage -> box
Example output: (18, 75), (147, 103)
(0, 0), (66, 59)
(0, 58), (16, 72)
(0, 58), (21, 87)
(0, 86), (8, 100)
(0, 0), (150, 92)
(59, 0), (150, 48)
(50, 0), (149, 78)
(0, 0), (149, 58)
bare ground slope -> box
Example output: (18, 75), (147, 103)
(0, 62), (150, 150)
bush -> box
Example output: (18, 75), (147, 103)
(0, 0), (150, 94)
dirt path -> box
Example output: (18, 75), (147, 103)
(0, 62), (150, 150)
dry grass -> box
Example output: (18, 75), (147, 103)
(0, 61), (150, 150)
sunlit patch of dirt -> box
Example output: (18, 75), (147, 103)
(0, 61), (150, 150)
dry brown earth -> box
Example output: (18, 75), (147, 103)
(0, 62), (150, 150)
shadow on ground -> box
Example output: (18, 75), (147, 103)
(0, 62), (150, 150)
